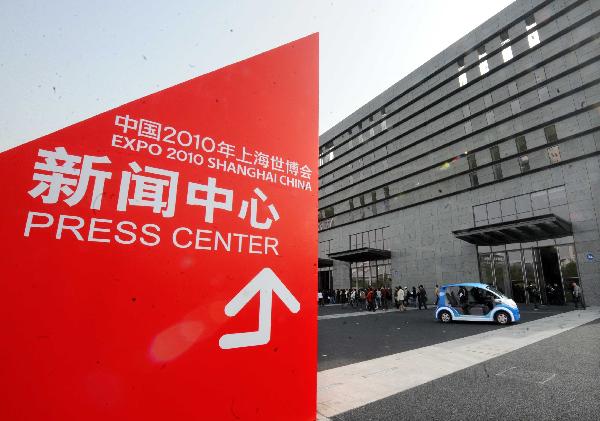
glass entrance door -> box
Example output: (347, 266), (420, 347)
(318, 269), (332, 292)
(557, 245), (580, 304)
(493, 252), (511, 296)
(538, 247), (564, 305)
(507, 250), (525, 303)
(522, 249), (539, 304)
(478, 243), (581, 305)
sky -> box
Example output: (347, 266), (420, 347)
(0, 0), (514, 152)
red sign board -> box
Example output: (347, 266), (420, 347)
(0, 34), (318, 420)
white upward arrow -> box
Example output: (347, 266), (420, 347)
(219, 267), (300, 350)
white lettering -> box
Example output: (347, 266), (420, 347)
(24, 211), (54, 237)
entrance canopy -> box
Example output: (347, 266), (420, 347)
(318, 257), (334, 268)
(453, 214), (572, 246)
(328, 247), (391, 262)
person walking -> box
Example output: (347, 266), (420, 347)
(396, 286), (405, 312)
(418, 285), (428, 310)
(572, 281), (586, 309)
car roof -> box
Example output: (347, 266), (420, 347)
(440, 282), (491, 289)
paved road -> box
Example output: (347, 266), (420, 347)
(318, 304), (572, 371)
(330, 318), (600, 421)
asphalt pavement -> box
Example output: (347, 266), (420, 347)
(329, 318), (600, 421)
(318, 303), (572, 371)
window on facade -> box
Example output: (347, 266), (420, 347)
(525, 15), (540, 48)
(349, 199), (354, 210)
(518, 155), (530, 172)
(515, 135), (527, 153)
(383, 186), (390, 198)
(381, 120), (387, 131)
(467, 153), (477, 170)
(328, 151), (334, 161)
(490, 145), (501, 161)
(462, 104), (471, 118)
(548, 145), (561, 164)
(500, 30), (513, 62)
(381, 106), (387, 115)
(486, 110), (495, 125)
(490, 145), (503, 180)
(468, 153), (479, 187)
(350, 259), (391, 289)
(464, 120), (473, 134)
(323, 207), (334, 218)
(469, 172), (479, 187)
(493, 164), (503, 180)
(457, 57), (468, 87)
(359, 195), (365, 206)
(319, 157), (324, 167)
(544, 124), (558, 143)
(371, 191), (377, 202)
(478, 46), (489, 75)
(510, 99), (521, 115)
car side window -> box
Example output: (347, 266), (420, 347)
(446, 287), (460, 306)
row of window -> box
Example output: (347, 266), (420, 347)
(319, 8), (581, 177)
(473, 185), (568, 226)
(349, 226), (389, 251)
(458, 15), (541, 88)
(319, 48), (586, 198)
(468, 124), (559, 187)
(318, 122), (565, 222)
(320, 10), (548, 166)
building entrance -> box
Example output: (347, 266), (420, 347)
(318, 268), (332, 292)
(350, 259), (391, 290)
(478, 243), (580, 305)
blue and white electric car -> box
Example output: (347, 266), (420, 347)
(435, 282), (520, 325)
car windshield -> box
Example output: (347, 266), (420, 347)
(485, 285), (507, 299)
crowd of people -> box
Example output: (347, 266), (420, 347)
(318, 285), (433, 311)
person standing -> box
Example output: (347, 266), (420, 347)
(396, 286), (405, 312)
(366, 288), (375, 312)
(375, 288), (382, 310)
(382, 288), (390, 310)
(318, 290), (324, 306)
(434, 284), (440, 306)
(411, 286), (417, 307)
(526, 283), (539, 310)
(572, 281), (585, 309)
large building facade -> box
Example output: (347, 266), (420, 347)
(318, 0), (600, 306)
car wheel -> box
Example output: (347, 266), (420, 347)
(439, 310), (452, 323)
(494, 311), (511, 325)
